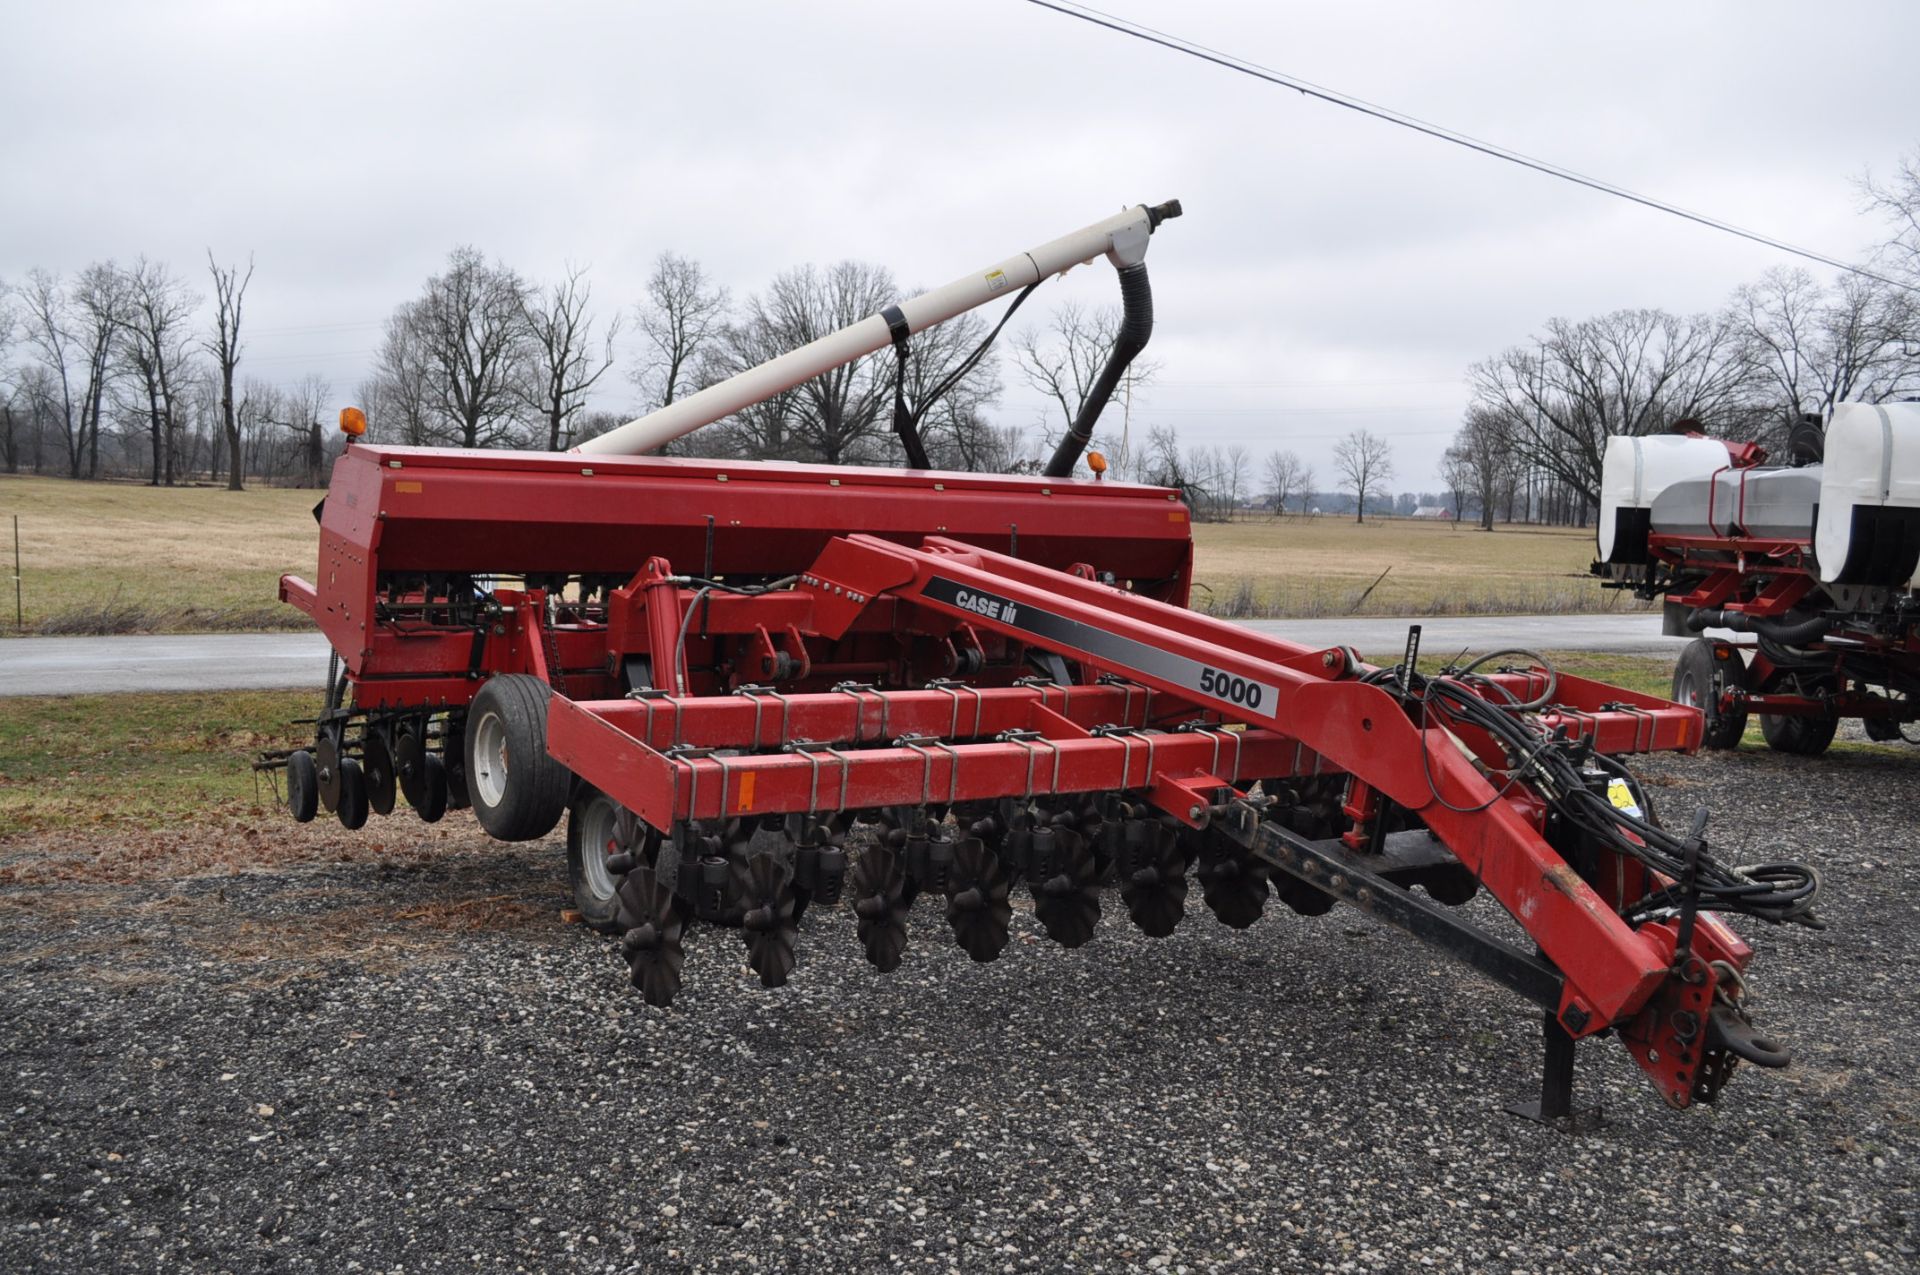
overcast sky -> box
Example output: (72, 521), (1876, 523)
(4, 1), (1916, 489)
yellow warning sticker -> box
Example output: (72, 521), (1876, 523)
(984, 268), (1008, 294)
(1606, 778), (1642, 817)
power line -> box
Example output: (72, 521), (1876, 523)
(1027, 1), (1918, 296)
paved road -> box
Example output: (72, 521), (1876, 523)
(0, 613), (1693, 698)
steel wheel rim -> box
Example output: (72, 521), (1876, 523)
(471, 709), (510, 809)
(1677, 669), (1702, 710)
(577, 795), (620, 903)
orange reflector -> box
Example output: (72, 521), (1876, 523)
(1086, 450), (1108, 474)
(339, 406), (368, 437)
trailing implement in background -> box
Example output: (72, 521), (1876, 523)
(263, 201), (1820, 1118)
(1596, 405), (1920, 755)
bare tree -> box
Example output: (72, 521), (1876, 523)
(1469, 308), (1755, 514)
(1262, 448), (1311, 517)
(714, 261), (896, 465)
(0, 289), (15, 473)
(15, 265), (129, 479)
(520, 265), (619, 451)
(1142, 424), (1192, 503)
(1445, 406), (1515, 531)
(122, 258), (200, 486)
(236, 378), (284, 479)
(631, 251), (729, 415)
(284, 374), (331, 487)
(204, 252), (253, 490)
(1221, 444), (1250, 520)
(1729, 267), (1918, 446)
(391, 247), (531, 448)
(1333, 429), (1393, 524)
(888, 303), (1006, 470)
(367, 314), (435, 446)
(1438, 452), (1471, 525)
(71, 264), (133, 479)
(1011, 302), (1159, 467)
(1862, 146), (1920, 286)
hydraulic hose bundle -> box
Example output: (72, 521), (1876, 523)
(1367, 651), (1824, 930)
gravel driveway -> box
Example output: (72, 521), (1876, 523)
(3, 745), (1915, 1273)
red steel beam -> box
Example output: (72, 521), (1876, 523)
(546, 700), (1327, 828)
(797, 534), (1675, 1034)
(561, 681), (1201, 753)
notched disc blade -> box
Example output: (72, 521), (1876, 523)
(1032, 827), (1101, 949)
(617, 866), (686, 1008)
(732, 850), (798, 989)
(1120, 821), (1190, 939)
(1199, 855), (1270, 930)
(944, 837), (1012, 963)
(849, 845), (909, 973)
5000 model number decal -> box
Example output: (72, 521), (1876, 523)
(1198, 667), (1263, 708)
(921, 575), (1281, 718)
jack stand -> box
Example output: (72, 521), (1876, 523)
(1506, 1010), (1604, 1131)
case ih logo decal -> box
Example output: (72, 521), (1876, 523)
(951, 588), (1018, 625)
(922, 575), (1279, 718)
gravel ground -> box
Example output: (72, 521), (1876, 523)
(3, 743), (1917, 1274)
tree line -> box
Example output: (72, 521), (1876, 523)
(1440, 152), (1920, 529)
(7, 151), (1916, 500)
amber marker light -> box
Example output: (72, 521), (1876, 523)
(339, 406), (368, 437)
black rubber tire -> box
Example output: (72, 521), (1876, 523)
(463, 675), (569, 842)
(566, 789), (628, 934)
(1759, 708), (1838, 756)
(336, 757), (370, 831)
(1672, 639), (1747, 750)
(285, 749), (319, 823)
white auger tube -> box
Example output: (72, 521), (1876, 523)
(575, 201), (1182, 458)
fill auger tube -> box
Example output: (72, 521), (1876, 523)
(265, 201), (1816, 1119)
(577, 200), (1181, 463)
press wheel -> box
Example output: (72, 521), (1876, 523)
(362, 731), (398, 817)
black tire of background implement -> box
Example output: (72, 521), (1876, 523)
(464, 675), (570, 841)
(1672, 639), (1748, 750)
(1759, 701), (1839, 756)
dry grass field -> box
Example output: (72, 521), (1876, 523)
(0, 474), (319, 633)
(0, 474), (1639, 634)
(1188, 515), (1646, 619)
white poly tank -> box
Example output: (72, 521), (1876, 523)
(1815, 402), (1920, 586)
(1596, 434), (1731, 563)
